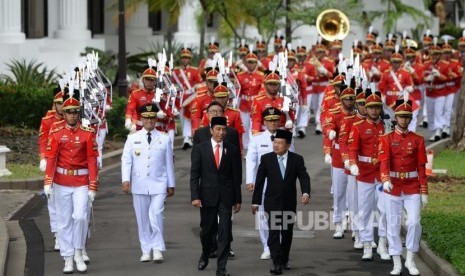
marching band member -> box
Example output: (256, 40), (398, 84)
(191, 68), (218, 134)
(379, 100), (428, 276)
(199, 38), (220, 79)
(256, 38), (271, 71)
(286, 48), (307, 137)
(403, 44), (425, 132)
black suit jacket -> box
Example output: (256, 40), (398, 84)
(193, 126), (240, 149)
(190, 140), (242, 207)
(252, 151), (311, 212)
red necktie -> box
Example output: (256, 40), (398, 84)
(214, 144), (220, 169)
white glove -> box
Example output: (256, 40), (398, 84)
(425, 74), (435, 82)
(317, 66), (328, 75)
(124, 118), (133, 131)
(432, 68), (440, 77)
(324, 154), (332, 164)
(105, 105), (112, 111)
(300, 105), (308, 112)
(328, 130), (336, 141)
(88, 190), (97, 203)
(383, 181), (393, 192)
(39, 159), (47, 172)
(157, 110), (166, 119)
(129, 123), (136, 134)
(350, 164), (359, 176)
(421, 194), (428, 208)
(44, 185), (53, 199)
(173, 109), (180, 117)
(370, 66), (380, 75)
(404, 86), (414, 93)
(344, 159), (350, 170)
(285, 119), (293, 129)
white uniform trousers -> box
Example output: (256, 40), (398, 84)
(385, 193), (422, 256)
(296, 95), (312, 128)
(444, 93), (456, 129)
(240, 111), (251, 150)
(409, 106), (420, 132)
(357, 180), (379, 242)
(97, 127), (107, 169)
(133, 193), (167, 254)
(311, 93), (324, 127)
(332, 167), (348, 223)
(420, 85), (427, 121)
(375, 183), (387, 238)
(346, 174), (359, 231)
(47, 185), (58, 233)
(181, 115), (192, 139)
(258, 192), (269, 251)
(54, 184), (89, 257)
(426, 95), (446, 131)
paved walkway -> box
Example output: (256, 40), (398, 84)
(22, 133), (436, 276)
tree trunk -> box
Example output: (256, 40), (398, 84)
(199, 11), (207, 61)
(285, 0), (291, 42)
(451, 60), (465, 151)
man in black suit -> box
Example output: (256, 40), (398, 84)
(193, 101), (240, 149)
(191, 116), (242, 276)
(252, 129), (311, 275)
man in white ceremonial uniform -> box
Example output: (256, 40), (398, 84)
(121, 103), (175, 263)
(246, 107), (293, 260)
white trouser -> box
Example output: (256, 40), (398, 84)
(133, 193), (167, 254)
(54, 184), (89, 257)
(385, 193), (422, 256)
(332, 167), (348, 223)
(409, 107), (419, 132)
(311, 93), (324, 126)
(420, 85), (427, 120)
(240, 111), (251, 149)
(357, 180), (378, 242)
(443, 93), (456, 128)
(296, 95), (312, 128)
(346, 174), (359, 231)
(181, 115), (192, 138)
(47, 185), (57, 233)
(375, 183), (387, 238)
(426, 95), (446, 131)
(97, 127), (107, 169)
(258, 193), (269, 251)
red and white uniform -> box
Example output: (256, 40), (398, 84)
(423, 59), (450, 132)
(190, 87), (214, 133)
(39, 111), (63, 160)
(378, 68), (414, 122)
(312, 57), (335, 129)
(250, 95), (295, 135)
(201, 107), (245, 151)
(126, 89), (156, 130)
(155, 99), (177, 147)
(378, 128), (427, 256)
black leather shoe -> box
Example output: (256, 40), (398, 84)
(198, 258), (209, 270)
(270, 264), (282, 275)
(282, 263), (291, 270)
(422, 121), (428, 128)
(216, 270), (230, 276)
(208, 251), (217, 258)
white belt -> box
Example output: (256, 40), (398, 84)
(358, 155), (377, 164)
(389, 171), (418, 179)
(56, 167), (89, 176)
(240, 95), (256, 101)
(446, 81), (455, 87)
(427, 84), (445, 90)
(386, 91), (401, 96)
(334, 143), (340, 149)
(413, 85), (421, 90)
(305, 86), (313, 92)
(313, 81), (328, 86)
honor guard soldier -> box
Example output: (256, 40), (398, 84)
(246, 107), (285, 261)
(403, 44), (425, 131)
(423, 39), (450, 141)
(256, 38), (271, 71)
(235, 41), (249, 73)
(236, 51), (265, 148)
(200, 82), (245, 151)
(378, 47), (414, 119)
(323, 81), (356, 239)
(348, 91), (389, 261)
(191, 68), (218, 133)
(174, 47), (203, 149)
(44, 90), (99, 274)
(199, 38), (220, 79)
(339, 88), (367, 249)
(378, 100), (428, 276)
(125, 67), (158, 133)
(251, 70), (295, 135)
(311, 40), (335, 134)
(267, 33), (285, 60)
(121, 103), (175, 264)
(286, 49), (307, 137)
(38, 86), (64, 251)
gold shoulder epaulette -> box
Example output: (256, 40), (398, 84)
(80, 125), (95, 133)
(255, 95), (266, 100)
(353, 120), (364, 126)
(50, 125), (64, 134)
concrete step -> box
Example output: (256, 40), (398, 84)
(4, 221), (25, 276)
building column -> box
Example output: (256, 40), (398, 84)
(126, 3), (152, 36)
(174, 0), (200, 48)
(0, 0), (26, 43)
(54, 0), (91, 39)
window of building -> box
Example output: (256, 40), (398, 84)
(22, 0), (47, 38)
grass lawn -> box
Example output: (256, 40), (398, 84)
(0, 163), (42, 180)
(422, 166), (465, 275)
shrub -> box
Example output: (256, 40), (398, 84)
(0, 83), (54, 128)
(106, 96), (129, 140)
(0, 59), (57, 88)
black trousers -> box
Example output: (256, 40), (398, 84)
(266, 209), (295, 266)
(200, 202), (232, 272)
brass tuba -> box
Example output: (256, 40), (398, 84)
(316, 9), (350, 42)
